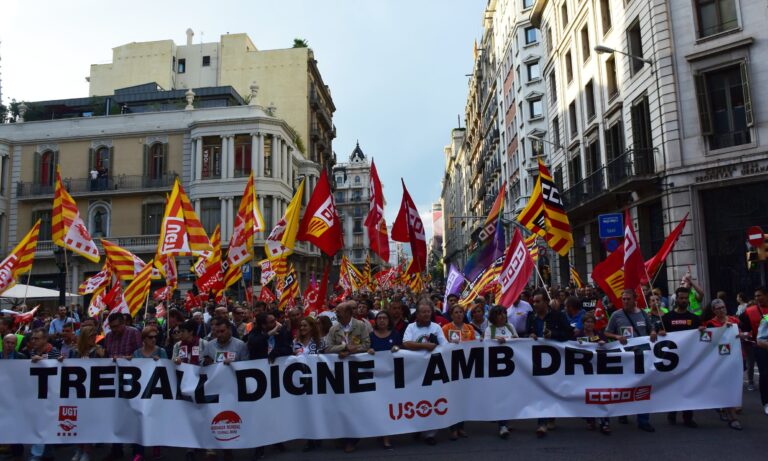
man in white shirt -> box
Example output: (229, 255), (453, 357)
(506, 296), (533, 335)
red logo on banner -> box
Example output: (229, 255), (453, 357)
(211, 410), (242, 441)
(57, 405), (78, 436)
(388, 398), (448, 420)
(584, 386), (652, 404)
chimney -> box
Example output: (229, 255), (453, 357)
(186, 28), (194, 46)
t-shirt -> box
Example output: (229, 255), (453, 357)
(203, 337), (249, 363)
(606, 309), (652, 338)
(402, 322), (447, 345)
(662, 310), (701, 332)
(757, 316), (768, 341)
(507, 301), (532, 334)
(704, 316), (740, 329)
(369, 330), (403, 351)
(483, 323), (518, 341)
(565, 309), (586, 332)
(580, 297), (597, 311)
(442, 322), (476, 343)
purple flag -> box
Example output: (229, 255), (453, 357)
(443, 264), (466, 312)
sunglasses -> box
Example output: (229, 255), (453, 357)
(146, 335), (158, 339)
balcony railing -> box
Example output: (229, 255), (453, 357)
(35, 235), (160, 255)
(17, 173), (178, 199)
(562, 148), (657, 210)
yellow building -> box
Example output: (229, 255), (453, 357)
(88, 31), (336, 176)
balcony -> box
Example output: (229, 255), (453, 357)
(17, 173), (178, 200)
(35, 235), (160, 257)
(562, 147), (659, 218)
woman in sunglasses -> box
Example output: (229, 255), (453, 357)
(132, 327), (168, 360)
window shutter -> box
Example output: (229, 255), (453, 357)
(694, 73), (713, 135)
(142, 144), (149, 178)
(108, 146), (114, 176)
(88, 148), (95, 173)
(162, 143), (169, 175)
(141, 203), (147, 235)
(33, 152), (40, 185)
(740, 61), (754, 128)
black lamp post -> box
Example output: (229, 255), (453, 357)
(53, 246), (67, 307)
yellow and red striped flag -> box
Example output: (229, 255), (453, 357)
(278, 265), (299, 310)
(102, 239), (148, 280)
(154, 253), (178, 290)
(52, 166), (100, 262)
(10, 219), (41, 278)
(265, 178), (305, 261)
(158, 178), (212, 256)
(524, 234), (540, 263)
(537, 159), (573, 256)
(194, 225), (224, 300)
(79, 263), (112, 295)
(570, 266), (584, 289)
(125, 259), (154, 318)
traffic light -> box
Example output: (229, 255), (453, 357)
(747, 248), (759, 271)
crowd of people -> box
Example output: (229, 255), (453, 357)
(1, 278), (767, 460)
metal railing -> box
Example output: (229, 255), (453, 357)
(17, 173), (177, 198)
(35, 235), (160, 254)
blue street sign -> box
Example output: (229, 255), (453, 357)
(605, 237), (621, 252)
(598, 213), (624, 239)
(241, 264), (251, 282)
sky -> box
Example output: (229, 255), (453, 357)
(0, 0), (485, 240)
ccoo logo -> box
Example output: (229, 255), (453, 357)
(388, 398), (448, 420)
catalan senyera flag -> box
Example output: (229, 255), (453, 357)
(158, 178), (212, 256)
(517, 159), (573, 256)
(264, 179), (305, 277)
(79, 264), (112, 295)
(102, 239), (147, 280)
(278, 266), (299, 310)
(227, 173), (265, 271)
(124, 259), (154, 318)
(570, 266), (584, 289)
(363, 254), (375, 291)
(52, 166), (100, 262)
(10, 219), (41, 278)
(340, 255), (364, 292)
(406, 272), (424, 293)
(222, 261), (242, 290)
(194, 225), (224, 299)
(297, 170), (344, 257)
(524, 234), (540, 263)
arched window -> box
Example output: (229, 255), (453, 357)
(88, 203), (110, 238)
(94, 147), (110, 174)
(148, 143), (164, 180)
(39, 151), (55, 186)
(355, 176), (361, 184)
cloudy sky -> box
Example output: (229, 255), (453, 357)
(1, 0), (484, 239)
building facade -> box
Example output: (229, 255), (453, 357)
(530, 0), (768, 299)
(88, 31), (336, 178)
(332, 143), (371, 266)
(0, 84), (324, 297)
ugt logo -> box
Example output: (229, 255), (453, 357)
(388, 398), (448, 420)
(57, 406), (78, 437)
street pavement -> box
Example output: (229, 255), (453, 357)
(11, 382), (767, 461)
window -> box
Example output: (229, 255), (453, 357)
(202, 56), (211, 66)
(141, 203), (164, 235)
(586, 139), (601, 174)
(553, 167), (564, 192)
(354, 175), (361, 184)
(529, 99), (543, 119)
(600, 0), (612, 34)
(581, 25), (591, 62)
(565, 51), (574, 83)
(606, 56), (619, 99)
(200, 198), (221, 237)
(263, 198), (273, 233)
(546, 27), (553, 54)
(0, 156), (7, 196)
(585, 80), (596, 121)
(336, 175), (343, 185)
(145, 143), (166, 182)
(549, 71), (557, 103)
(353, 219), (363, 233)
(627, 20), (644, 75)
(234, 135), (252, 177)
(178, 58), (186, 73)
(263, 136), (273, 177)
(605, 121), (625, 161)
(92, 146), (111, 175)
(696, 0), (738, 38)
(32, 210), (52, 241)
(525, 27), (539, 45)
(552, 116), (561, 148)
(568, 153), (582, 186)
(335, 191), (345, 203)
(561, 2), (569, 29)
(523, 0), (534, 9)
(527, 62), (541, 81)
(354, 206), (362, 217)
(37, 150), (56, 186)
(695, 63), (753, 150)
(201, 137), (221, 179)
(569, 101), (578, 137)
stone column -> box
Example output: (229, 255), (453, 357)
(220, 197), (228, 241)
(194, 199), (201, 216)
(258, 195), (265, 231)
(257, 133), (265, 177)
(273, 136), (281, 180)
(227, 136), (235, 178)
(282, 142), (288, 183)
(194, 137), (203, 181)
(227, 197), (234, 239)
(251, 133), (259, 177)
(272, 196), (279, 229)
(304, 175), (312, 204)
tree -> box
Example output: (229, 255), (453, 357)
(292, 38), (309, 48)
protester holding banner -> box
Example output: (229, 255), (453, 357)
(755, 310), (768, 415)
(469, 303), (488, 338)
(367, 310), (402, 450)
(292, 317), (324, 356)
(104, 313), (142, 361)
(443, 304), (476, 344)
(202, 318), (249, 365)
(1, 334), (25, 461)
(247, 313), (292, 363)
(386, 299), (409, 336)
(505, 295), (532, 338)
(173, 320), (207, 365)
(563, 296), (586, 336)
(132, 327), (168, 360)
(325, 302), (371, 358)
(739, 287), (768, 414)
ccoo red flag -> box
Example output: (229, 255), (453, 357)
(364, 160), (390, 262)
(497, 228), (535, 307)
(644, 213), (689, 281)
(297, 170), (344, 256)
(623, 209), (645, 290)
(391, 180), (426, 274)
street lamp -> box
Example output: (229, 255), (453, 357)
(53, 247), (67, 307)
(594, 45), (654, 69)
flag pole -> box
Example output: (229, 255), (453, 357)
(533, 263), (552, 302)
(22, 267), (33, 310)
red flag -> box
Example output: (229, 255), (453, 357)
(497, 229), (535, 307)
(594, 298), (608, 331)
(184, 291), (201, 312)
(644, 213), (689, 281)
(245, 286), (254, 305)
(623, 209), (645, 290)
(258, 286), (276, 303)
(297, 170), (344, 256)
(12, 306), (39, 327)
(391, 180), (426, 274)
(102, 283), (129, 314)
(591, 246), (625, 308)
(365, 160), (390, 262)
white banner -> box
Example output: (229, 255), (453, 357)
(0, 328), (742, 448)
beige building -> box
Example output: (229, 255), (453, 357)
(332, 143), (371, 266)
(88, 30), (336, 177)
